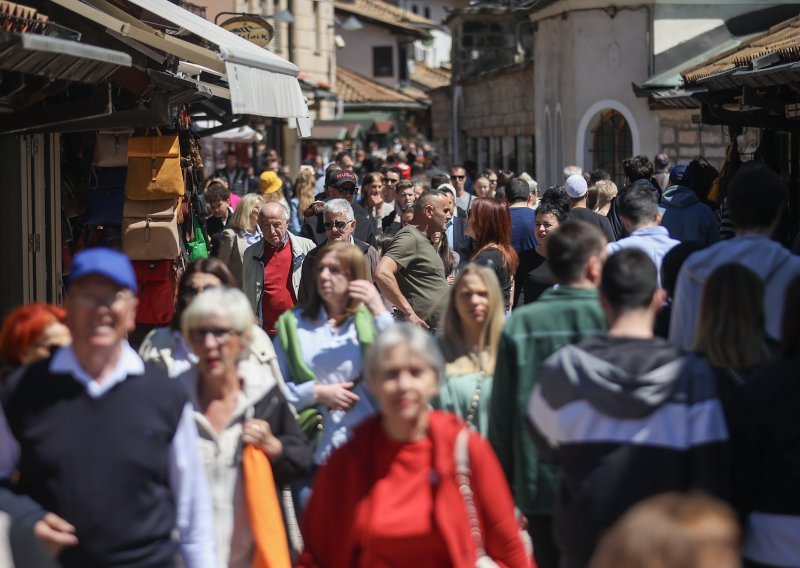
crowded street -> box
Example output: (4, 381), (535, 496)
(3, 0), (800, 567)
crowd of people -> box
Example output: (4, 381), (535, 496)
(1, 145), (800, 568)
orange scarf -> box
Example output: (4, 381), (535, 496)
(242, 444), (292, 568)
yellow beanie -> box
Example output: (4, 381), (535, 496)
(259, 171), (283, 195)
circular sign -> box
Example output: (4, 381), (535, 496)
(220, 16), (274, 47)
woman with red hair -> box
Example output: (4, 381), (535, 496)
(467, 197), (519, 310)
(0, 303), (70, 373)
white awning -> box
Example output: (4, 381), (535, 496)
(121, 0), (309, 124)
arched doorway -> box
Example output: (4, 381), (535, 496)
(589, 109), (632, 187)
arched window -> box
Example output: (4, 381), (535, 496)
(591, 110), (632, 187)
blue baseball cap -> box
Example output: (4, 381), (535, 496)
(669, 164), (688, 183)
(69, 248), (137, 294)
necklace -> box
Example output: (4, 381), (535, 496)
(465, 353), (486, 427)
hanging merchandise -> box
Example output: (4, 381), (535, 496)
(132, 259), (178, 325)
(85, 167), (127, 226)
(186, 213), (209, 262)
(125, 130), (185, 200)
(122, 198), (181, 260)
(93, 130), (133, 168)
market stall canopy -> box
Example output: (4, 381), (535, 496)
(51, 0), (310, 132)
(122, 0), (308, 124)
(211, 125), (263, 142)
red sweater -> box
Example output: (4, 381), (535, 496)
(298, 411), (534, 568)
(261, 241), (295, 336)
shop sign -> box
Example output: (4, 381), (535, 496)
(220, 16), (274, 47)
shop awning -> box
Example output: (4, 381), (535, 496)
(51, 0), (309, 132)
(0, 30), (131, 84)
(122, 0), (308, 123)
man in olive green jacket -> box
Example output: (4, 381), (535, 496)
(489, 221), (608, 568)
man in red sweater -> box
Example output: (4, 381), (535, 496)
(242, 202), (316, 336)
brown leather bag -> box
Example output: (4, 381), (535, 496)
(124, 133), (185, 200)
(122, 198), (180, 260)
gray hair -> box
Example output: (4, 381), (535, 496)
(259, 201), (290, 221)
(181, 287), (255, 342)
(323, 198), (354, 221)
(364, 323), (445, 384)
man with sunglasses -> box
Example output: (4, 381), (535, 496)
(301, 170), (376, 247)
(450, 164), (473, 212)
(297, 199), (381, 304)
(0, 248), (215, 568)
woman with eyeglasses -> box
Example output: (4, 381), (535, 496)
(139, 259), (285, 389)
(217, 193), (264, 287)
(0, 303), (71, 379)
(273, 242), (394, 504)
(359, 172), (393, 237)
(466, 197), (519, 311)
(178, 286), (312, 567)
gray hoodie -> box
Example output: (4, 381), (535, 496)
(669, 234), (800, 351)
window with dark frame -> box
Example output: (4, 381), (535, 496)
(373, 46), (394, 77)
(592, 110), (632, 188)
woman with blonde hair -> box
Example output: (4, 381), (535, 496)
(217, 193), (264, 287)
(290, 166), (316, 234)
(592, 179), (618, 216)
(432, 264), (505, 434)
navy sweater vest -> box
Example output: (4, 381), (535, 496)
(2, 358), (189, 568)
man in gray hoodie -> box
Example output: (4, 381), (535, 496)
(527, 249), (730, 568)
(669, 161), (800, 351)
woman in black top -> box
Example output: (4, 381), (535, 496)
(516, 187), (570, 305)
(466, 197), (518, 310)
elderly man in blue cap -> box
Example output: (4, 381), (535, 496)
(0, 248), (216, 568)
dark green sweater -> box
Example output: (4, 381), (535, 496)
(489, 286), (606, 515)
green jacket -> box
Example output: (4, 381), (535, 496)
(488, 286), (606, 516)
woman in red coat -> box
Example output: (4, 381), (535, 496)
(298, 323), (533, 568)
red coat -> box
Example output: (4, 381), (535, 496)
(298, 411), (534, 568)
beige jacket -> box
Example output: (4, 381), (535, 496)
(216, 228), (249, 288)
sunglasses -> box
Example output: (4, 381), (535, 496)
(323, 220), (352, 230)
(337, 186), (357, 195)
(452, 175), (466, 180)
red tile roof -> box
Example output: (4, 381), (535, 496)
(334, 0), (435, 38)
(336, 65), (420, 104)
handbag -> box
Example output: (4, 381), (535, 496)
(186, 214), (209, 262)
(455, 428), (501, 568)
(93, 129), (132, 167)
(125, 131), (185, 200)
(85, 167), (126, 226)
(132, 259), (177, 325)
(455, 428), (533, 567)
(122, 198), (180, 260)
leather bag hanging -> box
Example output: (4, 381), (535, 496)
(122, 198), (180, 260)
(132, 259), (177, 325)
(93, 129), (132, 168)
(125, 131), (185, 200)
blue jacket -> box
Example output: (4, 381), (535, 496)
(659, 185), (718, 246)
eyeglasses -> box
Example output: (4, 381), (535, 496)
(337, 186), (357, 195)
(183, 283), (219, 297)
(70, 289), (129, 309)
(452, 175), (466, 181)
(323, 220), (352, 231)
(188, 327), (240, 345)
